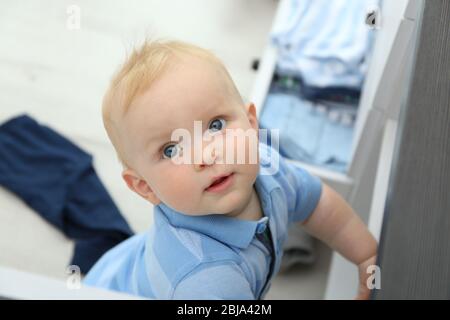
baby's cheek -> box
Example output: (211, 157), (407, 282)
(157, 166), (197, 209)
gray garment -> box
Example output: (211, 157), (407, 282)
(281, 224), (316, 271)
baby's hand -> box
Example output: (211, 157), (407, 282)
(355, 255), (377, 300)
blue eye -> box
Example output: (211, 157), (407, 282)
(208, 118), (226, 132)
(162, 143), (179, 159)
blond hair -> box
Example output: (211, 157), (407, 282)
(102, 39), (242, 166)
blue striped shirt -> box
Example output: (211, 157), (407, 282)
(83, 143), (322, 299)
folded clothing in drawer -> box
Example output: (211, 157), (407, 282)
(271, 0), (378, 89)
(260, 92), (355, 173)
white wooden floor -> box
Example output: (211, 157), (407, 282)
(0, 0), (330, 299)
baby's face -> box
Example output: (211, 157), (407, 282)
(120, 56), (259, 216)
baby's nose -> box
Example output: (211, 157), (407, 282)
(194, 146), (218, 172)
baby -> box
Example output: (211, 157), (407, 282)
(84, 40), (377, 300)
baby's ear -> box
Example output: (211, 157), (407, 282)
(246, 102), (259, 130)
(122, 168), (161, 205)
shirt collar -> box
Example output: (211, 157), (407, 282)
(158, 201), (270, 249)
(155, 143), (280, 249)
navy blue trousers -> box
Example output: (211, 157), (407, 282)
(0, 115), (134, 273)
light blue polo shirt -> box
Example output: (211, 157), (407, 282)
(83, 143), (322, 299)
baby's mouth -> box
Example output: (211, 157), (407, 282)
(205, 173), (235, 193)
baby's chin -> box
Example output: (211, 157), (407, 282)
(168, 169), (258, 216)
(173, 188), (250, 217)
(205, 188), (253, 216)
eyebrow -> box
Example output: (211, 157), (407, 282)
(145, 129), (173, 150)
